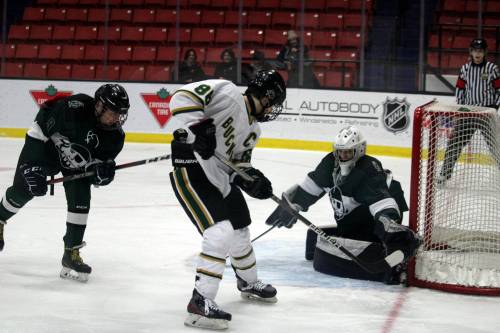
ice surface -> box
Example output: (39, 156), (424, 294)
(0, 138), (499, 333)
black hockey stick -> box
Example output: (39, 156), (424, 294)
(48, 154), (172, 185)
(251, 225), (276, 243)
(214, 152), (404, 274)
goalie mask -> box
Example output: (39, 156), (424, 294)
(333, 126), (366, 176)
(94, 84), (130, 130)
(245, 70), (286, 122)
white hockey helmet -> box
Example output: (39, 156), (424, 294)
(333, 126), (366, 176)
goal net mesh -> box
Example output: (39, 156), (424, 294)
(410, 102), (500, 294)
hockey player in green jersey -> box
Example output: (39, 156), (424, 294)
(0, 84), (129, 282)
(266, 126), (421, 284)
(168, 70), (286, 330)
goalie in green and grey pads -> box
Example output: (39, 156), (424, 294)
(0, 84), (129, 283)
(266, 126), (421, 285)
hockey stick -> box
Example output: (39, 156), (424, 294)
(251, 225), (276, 243)
(214, 152), (404, 274)
(48, 154), (172, 185)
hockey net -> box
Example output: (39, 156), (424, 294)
(408, 101), (500, 295)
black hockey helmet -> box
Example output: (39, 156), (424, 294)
(245, 70), (286, 122)
(94, 84), (130, 129)
(470, 38), (487, 50)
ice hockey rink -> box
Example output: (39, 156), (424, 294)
(0, 137), (499, 333)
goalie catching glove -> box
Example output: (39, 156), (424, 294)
(85, 159), (116, 186)
(233, 167), (273, 199)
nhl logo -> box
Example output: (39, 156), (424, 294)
(382, 97), (410, 133)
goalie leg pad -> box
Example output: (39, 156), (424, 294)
(311, 228), (392, 282)
(305, 228), (318, 260)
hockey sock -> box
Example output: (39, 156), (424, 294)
(0, 187), (33, 221)
(63, 222), (86, 248)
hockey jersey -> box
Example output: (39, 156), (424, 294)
(24, 94), (125, 173)
(298, 153), (407, 224)
(170, 80), (261, 197)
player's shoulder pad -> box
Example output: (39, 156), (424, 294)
(314, 152), (336, 172)
(322, 152), (336, 166)
(356, 155), (384, 176)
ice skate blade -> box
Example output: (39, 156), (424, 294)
(240, 292), (277, 303)
(184, 313), (229, 330)
(60, 267), (89, 283)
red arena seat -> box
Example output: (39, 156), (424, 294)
(145, 65), (171, 81)
(38, 44), (62, 60)
(71, 64), (96, 80)
(120, 65), (145, 81)
(47, 63), (72, 79)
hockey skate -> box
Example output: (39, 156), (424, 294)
(184, 289), (232, 330)
(60, 242), (92, 282)
(237, 276), (277, 303)
(0, 220), (5, 251)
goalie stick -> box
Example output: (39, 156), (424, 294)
(213, 151), (404, 274)
(48, 154), (172, 185)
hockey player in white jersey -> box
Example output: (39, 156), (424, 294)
(168, 70), (286, 330)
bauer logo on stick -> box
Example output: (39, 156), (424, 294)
(382, 97), (410, 133)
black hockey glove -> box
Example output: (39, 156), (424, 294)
(20, 163), (47, 197)
(374, 214), (422, 260)
(189, 119), (216, 160)
(86, 159), (116, 186)
(171, 128), (198, 168)
(265, 192), (302, 228)
(234, 168), (273, 199)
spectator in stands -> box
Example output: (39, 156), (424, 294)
(437, 38), (500, 185)
(173, 48), (206, 83)
(242, 50), (274, 83)
(214, 48), (238, 83)
(276, 30), (320, 89)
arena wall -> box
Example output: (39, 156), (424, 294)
(0, 79), (455, 157)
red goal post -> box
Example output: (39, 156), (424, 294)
(408, 101), (500, 295)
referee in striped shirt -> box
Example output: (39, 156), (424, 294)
(438, 38), (500, 184)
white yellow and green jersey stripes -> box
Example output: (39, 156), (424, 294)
(170, 79), (261, 198)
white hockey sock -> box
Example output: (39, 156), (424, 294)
(230, 228), (257, 283)
(194, 220), (234, 300)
